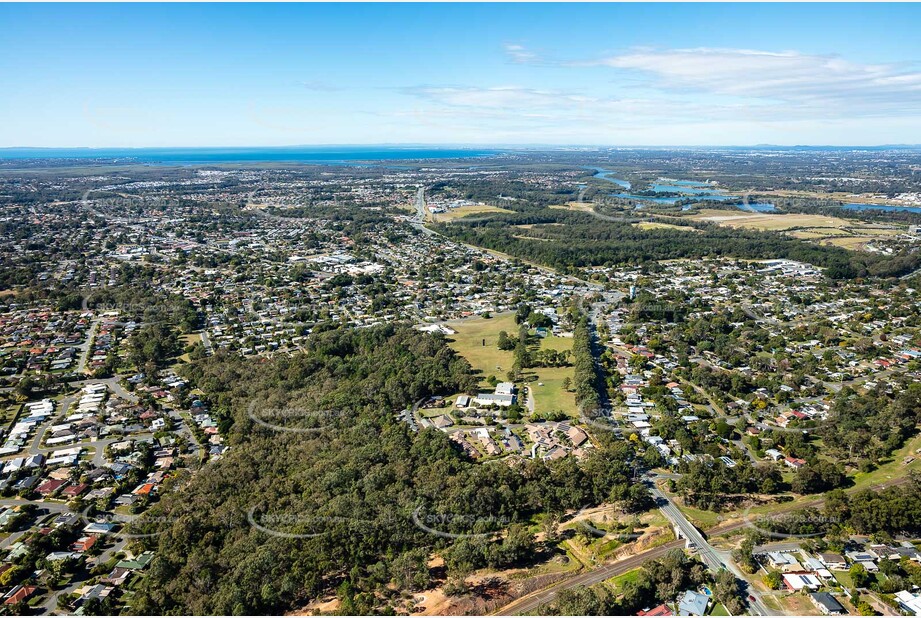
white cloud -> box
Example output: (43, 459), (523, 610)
(299, 80), (345, 92)
(383, 46), (921, 144)
(403, 85), (770, 125)
(408, 86), (595, 110)
(592, 47), (921, 117)
(504, 44), (538, 64)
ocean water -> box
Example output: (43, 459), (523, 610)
(0, 146), (499, 164)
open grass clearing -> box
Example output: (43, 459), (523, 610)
(512, 234), (551, 242)
(689, 210), (857, 231)
(177, 333), (201, 364)
(789, 227), (853, 239)
(444, 311), (577, 417)
(515, 223), (564, 229)
(634, 221), (700, 232)
(526, 366), (576, 416)
(435, 204), (513, 221)
(605, 567), (643, 591)
(444, 312), (517, 385)
(550, 201), (595, 212)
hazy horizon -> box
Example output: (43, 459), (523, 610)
(4, 143), (921, 152)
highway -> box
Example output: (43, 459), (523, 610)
(414, 186), (426, 220)
(410, 186), (437, 237)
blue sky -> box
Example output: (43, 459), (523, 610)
(2, 3), (921, 147)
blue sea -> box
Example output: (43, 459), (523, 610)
(0, 146), (499, 165)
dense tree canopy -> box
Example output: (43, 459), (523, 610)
(131, 325), (642, 615)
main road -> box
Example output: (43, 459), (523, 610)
(410, 186), (437, 237)
(414, 186), (426, 220)
(649, 482), (772, 616)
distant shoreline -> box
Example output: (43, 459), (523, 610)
(0, 146), (501, 164)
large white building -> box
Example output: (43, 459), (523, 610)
(473, 382), (517, 407)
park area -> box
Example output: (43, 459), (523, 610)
(444, 311), (578, 418)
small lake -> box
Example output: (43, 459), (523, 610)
(659, 178), (711, 188)
(617, 193), (736, 202)
(612, 193), (681, 205)
(843, 203), (921, 214)
(652, 183), (723, 195)
(609, 176), (775, 212)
